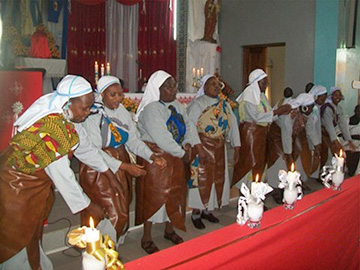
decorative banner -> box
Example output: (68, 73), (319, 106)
(0, 70), (43, 151)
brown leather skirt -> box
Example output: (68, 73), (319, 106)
(0, 147), (54, 270)
(293, 129), (319, 176)
(320, 128), (339, 168)
(232, 122), (268, 186)
(135, 142), (186, 231)
(79, 146), (132, 240)
(191, 134), (225, 208)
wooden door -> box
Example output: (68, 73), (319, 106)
(242, 46), (267, 89)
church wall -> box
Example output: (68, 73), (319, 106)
(335, 0), (360, 116)
(218, 0), (316, 98)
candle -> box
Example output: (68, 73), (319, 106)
(196, 69), (200, 78)
(106, 62), (110, 75)
(192, 67), (196, 77)
(286, 163), (297, 182)
(100, 64), (105, 77)
(84, 217), (100, 243)
(200, 68), (204, 77)
(336, 149), (345, 168)
(251, 174), (260, 196)
(139, 68), (142, 80)
(82, 217), (105, 270)
(94, 61), (98, 75)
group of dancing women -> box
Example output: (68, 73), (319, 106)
(0, 68), (357, 269)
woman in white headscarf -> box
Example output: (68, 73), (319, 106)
(135, 70), (193, 254)
(232, 69), (291, 189)
(267, 93), (315, 201)
(307, 85), (327, 178)
(80, 76), (166, 246)
(187, 74), (240, 230)
(0, 75), (119, 270)
(320, 86), (356, 167)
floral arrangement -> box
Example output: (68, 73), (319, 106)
(121, 97), (140, 113)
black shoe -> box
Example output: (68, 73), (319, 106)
(191, 216), (205, 229)
(201, 212), (220, 223)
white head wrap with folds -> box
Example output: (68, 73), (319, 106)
(326, 86), (341, 103)
(195, 74), (215, 98)
(15, 75), (93, 132)
(96, 75), (120, 94)
(309, 85), (327, 98)
(288, 93), (315, 109)
(236, 69), (267, 105)
(135, 70), (172, 121)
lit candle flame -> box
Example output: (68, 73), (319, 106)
(291, 163), (295, 172)
(339, 149), (343, 158)
(255, 174), (260, 183)
(89, 217), (94, 229)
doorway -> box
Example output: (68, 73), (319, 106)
(243, 43), (286, 106)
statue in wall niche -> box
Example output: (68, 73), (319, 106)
(201, 0), (221, 44)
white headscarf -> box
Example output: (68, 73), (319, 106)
(195, 74), (215, 98)
(236, 69), (267, 105)
(288, 93), (315, 109)
(96, 75), (120, 94)
(15, 75), (93, 132)
(135, 70), (172, 121)
(326, 86), (341, 103)
(309, 85), (327, 98)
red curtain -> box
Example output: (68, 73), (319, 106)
(67, 1), (105, 86)
(74, 0), (141, 4)
(138, 0), (176, 85)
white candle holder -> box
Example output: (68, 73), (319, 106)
(321, 155), (345, 191)
(82, 251), (106, 270)
(237, 183), (272, 229)
(278, 169), (303, 210)
(247, 201), (264, 229)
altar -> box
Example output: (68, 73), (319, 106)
(125, 176), (359, 269)
(15, 57), (67, 94)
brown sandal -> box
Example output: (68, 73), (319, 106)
(164, 231), (184, 245)
(141, 241), (160, 254)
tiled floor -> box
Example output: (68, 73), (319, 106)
(48, 177), (325, 270)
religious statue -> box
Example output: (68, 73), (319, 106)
(201, 0), (221, 44)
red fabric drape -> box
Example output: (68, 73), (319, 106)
(126, 176), (360, 269)
(138, 0), (176, 85)
(74, 0), (105, 5)
(67, 1), (105, 86)
(74, 0), (142, 4)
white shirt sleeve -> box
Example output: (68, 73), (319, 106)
(227, 104), (241, 147)
(73, 124), (110, 173)
(322, 107), (337, 142)
(44, 156), (90, 214)
(81, 116), (122, 173)
(186, 101), (203, 146)
(245, 102), (274, 123)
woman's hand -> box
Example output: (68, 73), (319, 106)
(348, 141), (357, 152)
(195, 144), (207, 163)
(182, 143), (192, 164)
(120, 163), (147, 177)
(150, 154), (167, 169)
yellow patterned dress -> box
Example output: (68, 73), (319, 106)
(0, 113), (79, 269)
